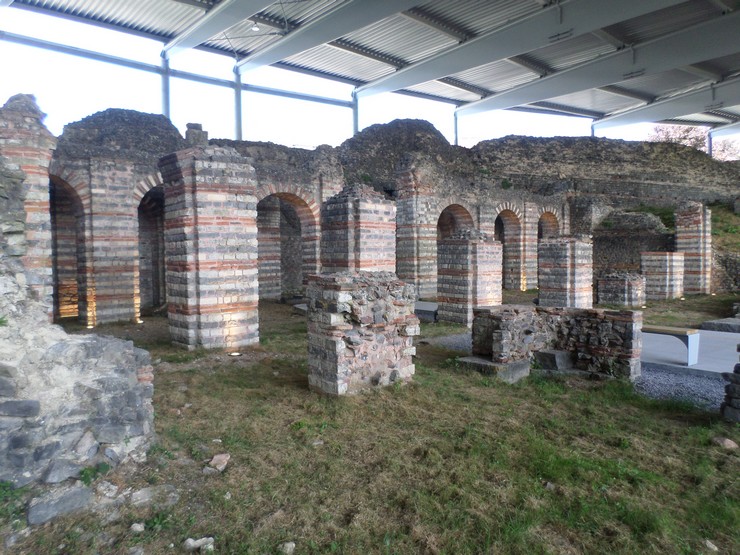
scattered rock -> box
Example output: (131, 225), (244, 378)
(208, 453), (230, 472)
(224, 491), (232, 500)
(278, 541), (296, 554)
(95, 480), (119, 498)
(202, 466), (219, 476)
(130, 522), (145, 533)
(128, 547), (145, 555)
(27, 484), (93, 525)
(704, 539), (719, 552)
(711, 436), (738, 450)
(312, 439), (324, 447)
(184, 536), (215, 552)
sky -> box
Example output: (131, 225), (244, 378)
(0, 7), (729, 150)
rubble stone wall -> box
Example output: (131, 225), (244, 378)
(306, 272), (419, 395)
(472, 305), (642, 379)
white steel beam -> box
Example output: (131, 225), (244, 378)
(593, 78), (740, 129)
(163, 0), (273, 59)
(354, 0), (686, 98)
(0, 1), (15, 7)
(710, 119), (740, 137)
(458, 10), (740, 116)
(236, 0), (422, 74)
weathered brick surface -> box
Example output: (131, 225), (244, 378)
(641, 252), (684, 300)
(538, 238), (593, 308)
(473, 305), (642, 379)
(306, 272), (419, 395)
(159, 146), (259, 350)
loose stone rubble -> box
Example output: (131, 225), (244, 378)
(720, 345), (740, 423)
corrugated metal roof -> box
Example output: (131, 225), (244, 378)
(5, 0), (740, 127)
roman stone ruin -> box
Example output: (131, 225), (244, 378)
(1, 91), (739, 496)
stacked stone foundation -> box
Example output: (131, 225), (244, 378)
(306, 272), (419, 395)
(641, 252), (684, 300)
(472, 305), (642, 379)
(597, 273), (646, 307)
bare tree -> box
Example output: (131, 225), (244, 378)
(648, 124), (740, 161)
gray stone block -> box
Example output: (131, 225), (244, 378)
(0, 376), (16, 397)
(700, 318), (740, 333)
(721, 403), (740, 423)
(44, 459), (82, 484)
(0, 399), (40, 417)
(456, 356), (531, 384)
(27, 485), (92, 525)
(534, 350), (576, 371)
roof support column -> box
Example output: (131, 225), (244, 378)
(352, 91), (359, 135)
(454, 111), (459, 146)
(707, 132), (713, 157)
(234, 68), (243, 140)
(161, 55), (171, 119)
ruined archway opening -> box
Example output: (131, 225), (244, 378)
(435, 204), (475, 299)
(538, 212), (560, 241)
(257, 193), (318, 302)
(50, 177), (88, 323)
(137, 185), (165, 314)
(494, 210), (522, 290)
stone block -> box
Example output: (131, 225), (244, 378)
(534, 350), (575, 371)
(456, 356), (530, 384)
(0, 376), (17, 397)
(27, 485), (93, 525)
(43, 459), (82, 484)
(0, 399), (40, 417)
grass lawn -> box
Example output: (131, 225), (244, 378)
(4, 300), (739, 554)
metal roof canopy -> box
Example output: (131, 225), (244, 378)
(3, 0), (740, 132)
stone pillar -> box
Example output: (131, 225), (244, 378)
(641, 252), (684, 300)
(321, 183), (396, 273)
(306, 272), (419, 396)
(675, 203), (711, 295)
(522, 202), (539, 290)
(438, 231), (502, 325)
(597, 273), (646, 307)
(538, 237), (593, 308)
(257, 196), (282, 300)
(159, 146), (259, 350)
(0, 95), (56, 310)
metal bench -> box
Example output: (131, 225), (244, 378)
(642, 325), (700, 366)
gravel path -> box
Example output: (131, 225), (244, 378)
(426, 331), (725, 411)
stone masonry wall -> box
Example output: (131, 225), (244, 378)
(538, 237), (593, 308)
(0, 97), (153, 495)
(306, 272), (419, 395)
(472, 305), (642, 379)
(597, 273), (646, 307)
(641, 252), (684, 300)
(675, 202), (712, 295)
(159, 146), (259, 350)
(321, 183), (396, 273)
(437, 230), (501, 325)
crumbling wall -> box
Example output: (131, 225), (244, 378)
(593, 211), (673, 274)
(472, 305), (642, 379)
(0, 97), (153, 494)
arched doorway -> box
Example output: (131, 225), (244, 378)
(138, 185), (165, 313)
(538, 212), (560, 241)
(257, 193), (319, 301)
(494, 209), (522, 290)
(50, 177), (91, 323)
(436, 204), (475, 298)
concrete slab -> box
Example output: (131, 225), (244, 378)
(415, 301), (438, 322)
(641, 329), (738, 377)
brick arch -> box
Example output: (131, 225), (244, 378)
(492, 204), (524, 290)
(133, 172), (163, 205)
(537, 206), (561, 240)
(256, 190), (320, 300)
(437, 203), (476, 239)
(48, 174), (96, 326)
(256, 183), (321, 227)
